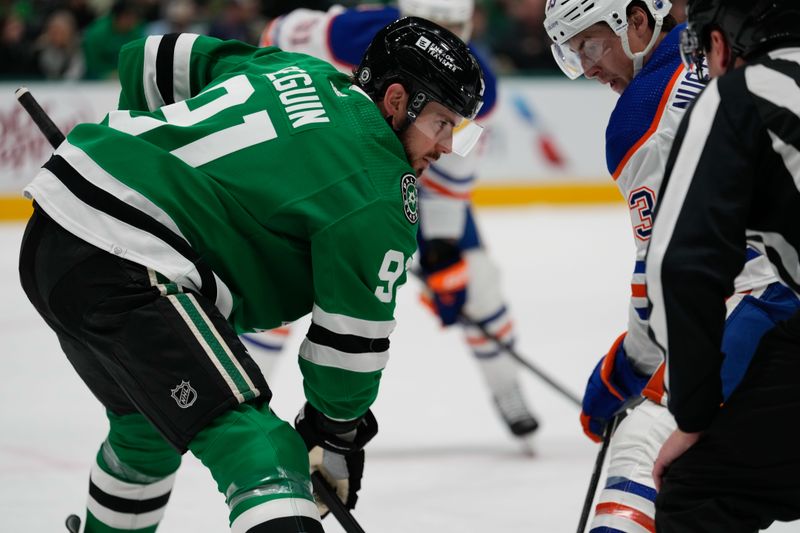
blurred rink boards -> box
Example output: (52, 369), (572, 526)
(0, 77), (621, 221)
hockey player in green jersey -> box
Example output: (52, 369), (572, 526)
(18, 17), (484, 533)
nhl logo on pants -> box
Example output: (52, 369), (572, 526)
(171, 380), (198, 408)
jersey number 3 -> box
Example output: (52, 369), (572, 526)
(629, 186), (656, 241)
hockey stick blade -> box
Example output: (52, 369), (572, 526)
(64, 514), (81, 533)
(311, 471), (367, 533)
(15, 87), (65, 149)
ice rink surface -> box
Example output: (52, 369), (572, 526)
(1, 206), (797, 532)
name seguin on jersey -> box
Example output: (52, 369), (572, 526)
(265, 66), (330, 128)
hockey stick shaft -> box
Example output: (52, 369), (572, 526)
(311, 472), (367, 533)
(15, 87), (65, 148)
(459, 314), (583, 408)
(576, 397), (644, 533)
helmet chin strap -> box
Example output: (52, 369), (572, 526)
(619, 16), (664, 77)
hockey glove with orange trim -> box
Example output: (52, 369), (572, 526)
(580, 333), (651, 442)
(295, 403), (378, 516)
(420, 239), (468, 326)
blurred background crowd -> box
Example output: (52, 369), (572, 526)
(0, 0), (687, 80)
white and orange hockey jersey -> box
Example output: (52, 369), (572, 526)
(605, 24), (776, 391)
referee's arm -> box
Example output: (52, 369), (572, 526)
(645, 75), (761, 433)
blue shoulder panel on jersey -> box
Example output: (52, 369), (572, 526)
(328, 7), (399, 68)
(329, 6), (497, 119)
(605, 24), (685, 175)
(470, 46), (497, 119)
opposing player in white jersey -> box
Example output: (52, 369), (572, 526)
(249, 0), (541, 442)
(544, 0), (800, 530)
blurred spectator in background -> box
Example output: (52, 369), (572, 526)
(477, 0), (560, 73)
(82, 0), (142, 78)
(207, 0), (259, 44)
(0, 10), (37, 77)
(34, 10), (84, 79)
(63, 0), (97, 31)
(146, 0), (206, 35)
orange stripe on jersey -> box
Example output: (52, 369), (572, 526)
(466, 320), (513, 346)
(631, 283), (647, 298)
(271, 326), (291, 336)
(595, 501), (656, 532)
(421, 176), (472, 200)
(612, 66), (684, 181)
(642, 362), (666, 405)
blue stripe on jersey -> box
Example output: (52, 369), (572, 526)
(633, 260), (646, 274)
(589, 527), (628, 533)
(605, 25), (685, 175)
(328, 6), (497, 119)
(605, 476), (657, 502)
(477, 305), (508, 327)
(634, 306), (649, 320)
(427, 162), (476, 185)
(746, 246), (762, 261)
(241, 334), (284, 352)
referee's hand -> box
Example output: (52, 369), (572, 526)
(653, 429), (701, 492)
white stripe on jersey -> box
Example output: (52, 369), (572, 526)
(747, 230), (800, 290)
(90, 462), (176, 500)
(590, 513), (653, 533)
(87, 496), (166, 529)
(143, 35), (165, 111)
(767, 130), (800, 192)
(172, 33), (199, 103)
(311, 304), (396, 339)
(646, 80), (721, 367)
(746, 63), (800, 123)
(24, 141), (235, 318)
(299, 338), (389, 373)
(231, 497), (320, 533)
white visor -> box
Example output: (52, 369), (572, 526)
(551, 42), (584, 80)
(411, 111), (484, 157)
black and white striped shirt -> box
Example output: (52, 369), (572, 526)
(646, 46), (800, 432)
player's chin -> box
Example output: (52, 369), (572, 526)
(414, 160), (429, 175)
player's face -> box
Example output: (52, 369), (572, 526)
(568, 24), (634, 94)
(401, 101), (457, 175)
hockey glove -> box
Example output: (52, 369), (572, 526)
(580, 333), (651, 442)
(420, 238), (468, 326)
(294, 402), (378, 516)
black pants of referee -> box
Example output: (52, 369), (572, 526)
(656, 310), (800, 532)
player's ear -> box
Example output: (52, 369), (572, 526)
(707, 29), (731, 71)
(629, 6), (649, 37)
(382, 83), (408, 128)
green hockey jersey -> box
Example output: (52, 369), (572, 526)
(24, 33), (419, 420)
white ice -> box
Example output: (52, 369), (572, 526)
(1, 206), (796, 532)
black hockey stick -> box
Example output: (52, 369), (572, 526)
(411, 270), (582, 408)
(311, 471), (367, 533)
(576, 397), (644, 533)
(15, 87), (65, 148)
(457, 313), (583, 408)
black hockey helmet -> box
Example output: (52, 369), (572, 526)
(681, 0), (800, 79)
(355, 16), (484, 123)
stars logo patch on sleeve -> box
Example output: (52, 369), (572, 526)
(401, 173), (418, 224)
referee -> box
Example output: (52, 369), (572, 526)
(644, 0), (800, 531)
